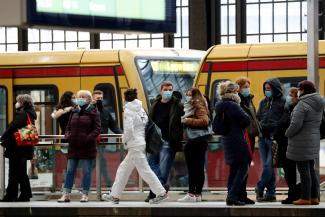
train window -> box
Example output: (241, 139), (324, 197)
(136, 58), (201, 103)
(14, 85), (58, 135)
(94, 83), (118, 123)
(278, 77), (306, 96)
(211, 79), (229, 108)
(0, 86), (7, 135)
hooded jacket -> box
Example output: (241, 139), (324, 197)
(1, 106), (37, 159)
(257, 78), (286, 137)
(122, 99), (148, 148)
(65, 104), (101, 159)
(285, 93), (325, 161)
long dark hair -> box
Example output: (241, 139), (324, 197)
(56, 91), (74, 109)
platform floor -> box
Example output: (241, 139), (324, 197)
(0, 191), (324, 217)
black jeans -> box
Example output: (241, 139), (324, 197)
(6, 157), (32, 199)
(184, 138), (208, 195)
(228, 163), (249, 201)
(296, 160), (319, 200)
(283, 158), (300, 200)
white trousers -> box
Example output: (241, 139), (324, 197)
(111, 146), (165, 198)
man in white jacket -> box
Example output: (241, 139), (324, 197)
(102, 88), (167, 204)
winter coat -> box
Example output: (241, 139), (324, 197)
(65, 104), (101, 159)
(215, 98), (251, 165)
(122, 99), (148, 149)
(183, 99), (209, 128)
(51, 106), (74, 134)
(257, 78), (286, 138)
(285, 93), (325, 161)
(149, 95), (184, 152)
(1, 106), (36, 159)
(98, 108), (122, 134)
(239, 94), (261, 141)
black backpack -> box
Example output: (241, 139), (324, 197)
(145, 112), (164, 154)
(212, 111), (230, 136)
(320, 110), (325, 139)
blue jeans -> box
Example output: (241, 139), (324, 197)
(64, 159), (95, 195)
(227, 163), (249, 201)
(256, 137), (276, 196)
(147, 141), (176, 185)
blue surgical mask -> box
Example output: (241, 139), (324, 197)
(76, 98), (87, 107)
(162, 91), (173, 101)
(186, 96), (192, 102)
(286, 95), (292, 105)
(242, 88), (250, 97)
(265, 90), (272, 98)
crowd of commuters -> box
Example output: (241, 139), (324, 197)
(0, 78), (324, 206)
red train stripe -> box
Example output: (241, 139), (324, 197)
(0, 66), (124, 78)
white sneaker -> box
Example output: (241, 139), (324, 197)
(196, 195), (202, 202)
(149, 193), (168, 204)
(177, 194), (197, 202)
(80, 194), (88, 202)
(57, 193), (70, 203)
(101, 193), (119, 204)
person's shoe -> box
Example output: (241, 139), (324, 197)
(255, 188), (264, 202)
(144, 191), (156, 202)
(163, 184), (170, 193)
(226, 198), (245, 206)
(281, 198), (294, 204)
(177, 194), (197, 202)
(241, 197), (255, 204)
(196, 195), (202, 202)
(293, 198), (311, 205)
(149, 193), (168, 204)
(258, 195), (276, 202)
(101, 193), (119, 204)
(57, 193), (70, 203)
(17, 197), (30, 202)
(310, 198), (319, 205)
(80, 194), (89, 202)
(0, 195), (16, 202)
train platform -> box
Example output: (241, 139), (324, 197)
(0, 191), (324, 217)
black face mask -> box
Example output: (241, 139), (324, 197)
(96, 100), (103, 111)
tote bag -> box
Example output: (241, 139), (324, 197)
(14, 113), (39, 146)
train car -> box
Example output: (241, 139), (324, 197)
(195, 41), (325, 188)
(0, 49), (205, 190)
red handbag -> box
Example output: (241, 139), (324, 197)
(14, 113), (39, 146)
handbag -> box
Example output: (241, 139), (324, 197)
(14, 113), (39, 146)
(144, 110), (164, 154)
(271, 140), (280, 168)
(185, 121), (213, 140)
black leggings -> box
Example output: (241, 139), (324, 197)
(184, 139), (208, 195)
(296, 160), (319, 200)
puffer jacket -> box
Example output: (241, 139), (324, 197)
(122, 99), (148, 148)
(65, 104), (101, 159)
(285, 93), (325, 161)
(257, 78), (286, 137)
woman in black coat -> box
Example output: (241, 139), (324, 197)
(214, 81), (251, 206)
(0, 94), (37, 202)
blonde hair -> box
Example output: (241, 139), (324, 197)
(76, 90), (93, 103)
(217, 81), (239, 96)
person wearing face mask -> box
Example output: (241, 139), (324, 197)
(0, 94), (37, 202)
(178, 87), (209, 202)
(58, 90), (101, 203)
(92, 90), (122, 189)
(255, 78), (285, 202)
(145, 81), (184, 202)
(285, 80), (325, 205)
(235, 77), (261, 205)
(273, 87), (300, 204)
(214, 81), (251, 206)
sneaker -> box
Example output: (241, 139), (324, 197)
(57, 193), (70, 203)
(101, 193), (119, 204)
(80, 194), (88, 202)
(149, 193), (168, 204)
(196, 195), (202, 202)
(144, 191), (156, 202)
(177, 194), (197, 202)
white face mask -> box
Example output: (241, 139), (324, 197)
(15, 102), (21, 109)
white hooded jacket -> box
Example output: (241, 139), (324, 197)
(122, 99), (148, 148)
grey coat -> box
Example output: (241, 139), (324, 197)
(285, 93), (325, 161)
